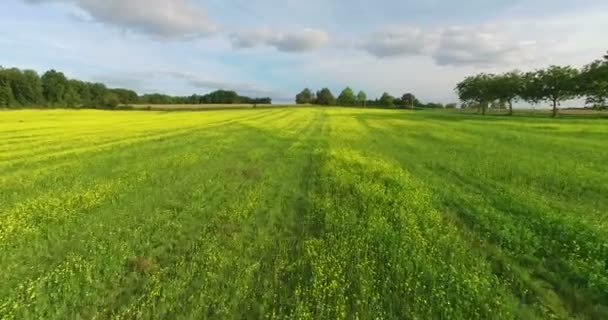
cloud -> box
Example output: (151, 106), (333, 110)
(230, 28), (330, 52)
(432, 26), (539, 67)
(24, 0), (216, 39)
(359, 27), (436, 58)
(356, 25), (539, 67)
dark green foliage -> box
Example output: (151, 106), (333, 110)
(456, 74), (495, 115)
(315, 88), (336, 106)
(379, 92), (395, 107)
(491, 71), (522, 115)
(41, 69), (68, 105)
(295, 88), (313, 104)
(0, 66), (271, 108)
(400, 93), (418, 109)
(523, 66), (580, 117)
(456, 54), (608, 117)
(580, 57), (608, 108)
(112, 88), (139, 105)
(424, 102), (444, 109)
(336, 87), (356, 106)
(0, 82), (14, 107)
(356, 90), (367, 107)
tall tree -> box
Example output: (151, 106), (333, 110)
(455, 74), (494, 115)
(112, 88), (139, 105)
(64, 81), (82, 108)
(492, 71), (522, 115)
(316, 88), (336, 106)
(0, 82), (14, 107)
(580, 55), (608, 108)
(295, 88), (313, 104)
(336, 87), (356, 106)
(401, 93), (418, 110)
(88, 82), (109, 107)
(522, 66), (580, 117)
(41, 69), (68, 106)
(356, 90), (367, 107)
(379, 92), (395, 108)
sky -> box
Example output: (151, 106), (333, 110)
(1, 0), (608, 104)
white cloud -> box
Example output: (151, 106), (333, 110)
(359, 27), (436, 58)
(433, 26), (539, 67)
(24, 0), (216, 39)
(356, 25), (540, 67)
(230, 28), (330, 52)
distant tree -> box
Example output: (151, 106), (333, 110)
(1, 68), (44, 106)
(295, 88), (313, 104)
(140, 93), (174, 104)
(401, 93), (418, 109)
(337, 87), (356, 106)
(112, 88), (139, 105)
(356, 90), (367, 107)
(580, 55), (608, 108)
(64, 82), (82, 108)
(64, 80), (88, 106)
(316, 88), (336, 106)
(445, 103), (457, 109)
(456, 74), (494, 115)
(379, 92), (395, 107)
(41, 69), (69, 106)
(424, 102), (444, 109)
(202, 90), (241, 104)
(522, 66), (580, 117)
(0, 82), (14, 107)
(102, 91), (120, 109)
(492, 71), (522, 115)
(87, 83), (109, 107)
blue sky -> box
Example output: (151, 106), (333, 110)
(2, 0), (608, 103)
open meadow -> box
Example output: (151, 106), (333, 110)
(1, 107), (607, 319)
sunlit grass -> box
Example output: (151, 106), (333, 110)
(1, 107), (607, 319)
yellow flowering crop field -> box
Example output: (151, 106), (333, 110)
(1, 108), (607, 319)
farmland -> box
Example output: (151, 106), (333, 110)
(1, 107), (607, 319)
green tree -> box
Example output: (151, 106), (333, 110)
(401, 93), (418, 109)
(456, 74), (494, 115)
(0, 82), (14, 107)
(337, 87), (356, 106)
(64, 82), (82, 108)
(379, 92), (395, 107)
(112, 88), (139, 105)
(102, 91), (120, 109)
(492, 71), (522, 115)
(522, 66), (580, 117)
(41, 69), (68, 106)
(295, 88), (313, 104)
(580, 56), (608, 108)
(316, 88), (336, 106)
(0, 68), (44, 106)
(88, 82), (109, 108)
(356, 90), (367, 107)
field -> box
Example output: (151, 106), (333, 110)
(1, 108), (607, 319)
(128, 104), (283, 110)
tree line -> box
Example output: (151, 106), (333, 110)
(0, 66), (272, 108)
(455, 51), (608, 117)
(295, 87), (454, 109)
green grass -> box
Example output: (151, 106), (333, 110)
(1, 108), (607, 319)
